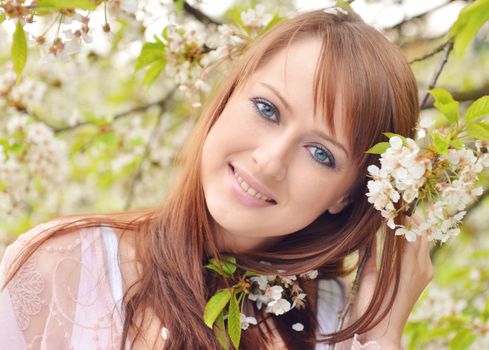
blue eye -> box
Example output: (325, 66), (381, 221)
(251, 98), (279, 122)
(306, 145), (336, 169)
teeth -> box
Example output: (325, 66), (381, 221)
(240, 180), (249, 192)
(233, 170), (273, 203)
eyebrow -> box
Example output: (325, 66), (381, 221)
(259, 82), (350, 159)
(314, 130), (350, 159)
(260, 82), (292, 112)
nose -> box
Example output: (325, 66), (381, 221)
(251, 134), (292, 181)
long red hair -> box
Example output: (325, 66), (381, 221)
(3, 9), (419, 349)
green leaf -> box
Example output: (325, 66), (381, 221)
(383, 132), (400, 139)
(142, 59), (166, 87)
(432, 132), (450, 155)
(214, 312), (230, 350)
(204, 256), (236, 278)
(204, 289), (231, 328)
(162, 27), (170, 41)
(135, 41), (166, 71)
(243, 270), (259, 277)
(227, 292), (241, 349)
(12, 21), (27, 82)
(221, 256), (237, 276)
(38, 0), (98, 10)
(96, 132), (117, 147)
(365, 142), (390, 154)
(449, 328), (477, 350)
(84, 112), (107, 126)
(449, 0), (489, 57)
(465, 95), (489, 123)
(429, 88), (460, 124)
(10, 142), (27, 155)
(175, 0), (185, 12)
(467, 121), (489, 141)
(0, 13), (6, 24)
(449, 138), (464, 150)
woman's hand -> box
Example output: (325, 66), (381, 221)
(349, 214), (433, 349)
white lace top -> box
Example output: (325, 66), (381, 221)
(0, 221), (381, 349)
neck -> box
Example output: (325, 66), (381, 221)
(213, 226), (282, 254)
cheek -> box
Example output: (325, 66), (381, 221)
(286, 171), (349, 215)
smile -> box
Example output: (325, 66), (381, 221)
(228, 164), (277, 207)
(233, 170), (274, 203)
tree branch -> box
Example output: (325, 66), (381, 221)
(124, 89), (177, 209)
(408, 41), (449, 64)
(465, 187), (489, 215)
(387, 0), (459, 32)
(328, 242), (372, 350)
(179, 1), (221, 25)
(420, 40), (454, 109)
(52, 98), (170, 133)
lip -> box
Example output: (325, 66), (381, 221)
(231, 164), (277, 201)
(228, 164), (277, 208)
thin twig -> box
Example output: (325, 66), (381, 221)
(464, 186), (489, 217)
(180, 1), (221, 25)
(124, 113), (164, 210)
(328, 242), (372, 350)
(53, 98), (169, 133)
(408, 41), (448, 64)
(124, 89), (177, 209)
(419, 40), (454, 109)
(387, 0), (456, 31)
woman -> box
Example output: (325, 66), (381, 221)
(0, 8), (432, 350)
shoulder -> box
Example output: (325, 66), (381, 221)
(2, 217), (107, 274)
(0, 218), (124, 338)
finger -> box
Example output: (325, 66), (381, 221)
(410, 213), (430, 259)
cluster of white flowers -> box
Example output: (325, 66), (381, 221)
(2, 0), (138, 62)
(163, 20), (248, 96)
(0, 114), (67, 217)
(367, 136), (430, 241)
(424, 146), (488, 242)
(161, 5), (276, 97)
(245, 269), (317, 330)
(163, 22), (210, 93)
(240, 5), (273, 30)
(367, 136), (488, 242)
(0, 69), (46, 112)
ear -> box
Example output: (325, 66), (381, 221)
(328, 195), (351, 215)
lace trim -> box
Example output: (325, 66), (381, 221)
(352, 334), (382, 350)
(7, 255), (44, 330)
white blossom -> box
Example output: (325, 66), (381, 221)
(292, 322), (304, 331)
(265, 285), (283, 301)
(160, 327), (169, 340)
(240, 314), (257, 330)
(292, 292), (307, 308)
(241, 5), (273, 29)
(265, 298), (291, 316)
(299, 270), (318, 280)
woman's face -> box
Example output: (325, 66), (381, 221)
(201, 38), (359, 252)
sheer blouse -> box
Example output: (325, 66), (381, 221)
(0, 221), (381, 349)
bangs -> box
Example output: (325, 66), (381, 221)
(312, 27), (394, 165)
